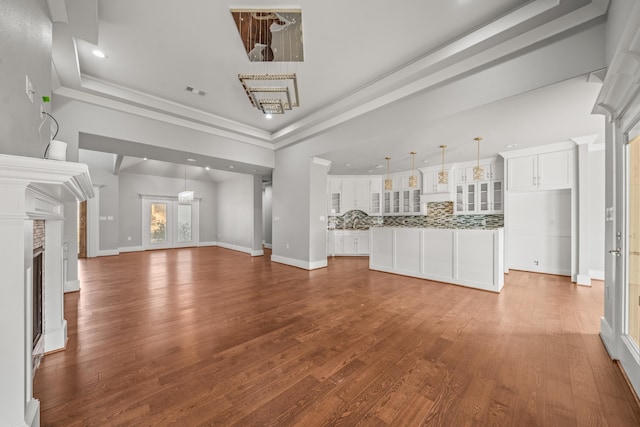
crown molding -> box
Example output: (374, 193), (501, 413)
(54, 86), (275, 150)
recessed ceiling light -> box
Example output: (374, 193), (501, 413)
(228, 165), (234, 169)
(505, 144), (518, 148)
(368, 170), (373, 173)
(143, 157), (148, 161)
(187, 158), (196, 162)
(265, 113), (273, 119)
(374, 164), (383, 169)
(92, 49), (106, 59)
(422, 160), (429, 163)
(345, 163), (351, 167)
(205, 166), (210, 170)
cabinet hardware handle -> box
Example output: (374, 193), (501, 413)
(609, 248), (621, 256)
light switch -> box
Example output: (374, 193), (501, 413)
(107, 216), (113, 221)
(99, 216), (107, 221)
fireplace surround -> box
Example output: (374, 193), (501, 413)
(0, 154), (93, 427)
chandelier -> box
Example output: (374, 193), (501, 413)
(438, 145), (448, 184)
(473, 137), (484, 180)
(409, 151), (418, 188)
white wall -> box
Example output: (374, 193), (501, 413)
(216, 174), (256, 251)
(588, 147), (605, 279)
(118, 172), (217, 248)
(262, 183), (272, 247)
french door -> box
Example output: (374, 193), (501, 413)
(142, 198), (199, 250)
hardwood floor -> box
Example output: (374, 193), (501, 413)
(34, 247), (640, 426)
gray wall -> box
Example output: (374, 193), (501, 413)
(118, 172), (217, 248)
(589, 148), (606, 278)
(262, 183), (272, 246)
(0, 0), (52, 158)
(606, 0), (636, 65)
(216, 175), (256, 249)
(309, 159), (330, 264)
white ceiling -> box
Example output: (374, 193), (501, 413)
(51, 0), (608, 180)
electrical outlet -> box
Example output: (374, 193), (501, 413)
(127, 236), (132, 241)
(25, 75), (34, 103)
(286, 243), (289, 249)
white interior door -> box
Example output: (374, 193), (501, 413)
(142, 198), (199, 250)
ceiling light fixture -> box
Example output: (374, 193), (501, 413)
(205, 166), (210, 170)
(409, 151), (418, 188)
(438, 145), (448, 184)
(384, 157), (393, 191)
(143, 157), (148, 161)
(265, 113), (273, 119)
(92, 49), (106, 58)
(238, 73), (300, 116)
(187, 158), (196, 162)
(473, 137), (484, 180)
(178, 165), (194, 203)
(506, 143), (518, 148)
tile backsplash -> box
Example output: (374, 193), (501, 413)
(329, 202), (503, 229)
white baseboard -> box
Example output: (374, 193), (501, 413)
(590, 269), (605, 281)
(118, 246), (143, 253)
(600, 317), (616, 359)
(44, 319), (67, 353)
(25, 398), (40, 427)
(576, 274), (592, 286)
(198, 241), (218, 247)
(64, 279), (80, 293)
(216, 242), (253, 255)
(98, 249), (119, 257)
(251, 249), (264, 257)
(271, 255), (327, 270)
(263, 243), (272, 249)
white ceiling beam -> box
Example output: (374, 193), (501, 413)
(112, 154), (124, 175)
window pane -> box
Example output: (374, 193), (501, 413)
(150, 203), (167, 243)
(177, 204), (192, 242)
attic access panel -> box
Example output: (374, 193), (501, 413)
(231, 9), (303, 62)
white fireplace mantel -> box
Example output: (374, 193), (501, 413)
(0, 154), (93, 427)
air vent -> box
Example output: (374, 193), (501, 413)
(185, 86), (206, 96)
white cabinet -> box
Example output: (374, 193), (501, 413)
(328, 178), (341, 214)
(341, 179), (369, 212)
(507, 150), (573, 191)
(329, 230), (370, 256)
(454, 159), (503, 183)
(421, 168), (450, 194)
(370, 179), (382, 215)
(382, 172), (423, 216)
(454, 167), (475, 183)
(456, 181), (503, 214)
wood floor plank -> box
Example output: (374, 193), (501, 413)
(32, 247), (640, 426)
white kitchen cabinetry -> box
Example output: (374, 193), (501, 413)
(421, 168), (450, 194)
(328, 178), (341, 214)
(370, 179), (382, 215)
(507, 149), (573, 191)
(328, 230), (370, 256)
(478, 180), (503, 213)
(341, 179), (370, 212)
(383, 172), (423, 216)
(454, 182), (477, 214)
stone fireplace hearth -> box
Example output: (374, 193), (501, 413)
(0, 154), (93, 427)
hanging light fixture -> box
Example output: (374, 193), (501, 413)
(473, 137), (484, 180)
(409, 151), (418, 188)
(438, 145), (448, 184)
(178, 165), (194, 203)
(384, 157), (393, 191)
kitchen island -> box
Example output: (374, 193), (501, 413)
(369, 227), (504, 293)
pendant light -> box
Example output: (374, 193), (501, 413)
(384, 157), (393, 191)
(438, 145), (448, 184)
(473, 137), (484, 180)
(178, 165), (194, 203)
(409, 151), (418, 188)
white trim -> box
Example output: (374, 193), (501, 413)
(600, 317), (616, 359)
(263, 243), (273, 249)
(216, 242), (254, 255)
(312, 157), (332, 167)
(64, 279), (80, 293)
(251, 249), (264, 257)
(87, 185), (99, 258)
(576, 274), (592, 286)
(589, 269), (605, 280)
(198, 241), (218, 247)
(25, 398), (40, 427)
(118, 246), (143, 253)
(271, 254), (328, 270)
(43, 319), (67, 353)
(98, 249), (119, 257)
(498, 140), (576, 159)
(139, 193), (203, 201)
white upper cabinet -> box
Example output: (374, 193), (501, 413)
(421, 167), (450, 194)
(327, 176), (386, 215)
(370, 178), (382, 215)
(383, 171), (423, 216)
(328, 178), (342, 214)
(507, 149), (573, 191)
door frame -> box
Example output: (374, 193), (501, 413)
(141, 195), (200, 250)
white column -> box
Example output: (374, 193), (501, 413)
(0, 183), (40, 427)
(44, 219), (67, 353)
(576, 141), (591, 286)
